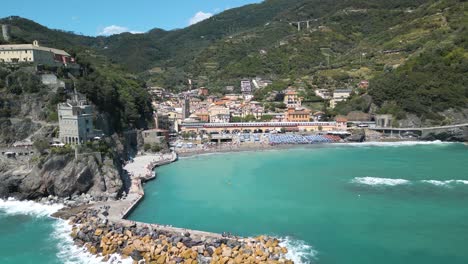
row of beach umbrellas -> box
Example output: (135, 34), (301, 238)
(268, 134), (340, 145)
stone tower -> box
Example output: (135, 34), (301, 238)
(182, 96), (190, 119)
(2, 24), (10, 42)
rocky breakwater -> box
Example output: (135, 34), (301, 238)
(68, 207), (294, 264)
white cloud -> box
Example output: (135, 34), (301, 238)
(98, 25), (143, 36)
(189, 11), (213, 25)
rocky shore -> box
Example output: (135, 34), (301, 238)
(48, 151), (295, 263)
(67, 207), (293, 264)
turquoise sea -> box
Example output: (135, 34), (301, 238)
(129, 142), (468, 264)
(0, 142), (467, 263)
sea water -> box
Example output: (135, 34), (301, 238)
(129, 142), (468, 264)
(0, 199), (132, 264)
(1, 142), (467, 263)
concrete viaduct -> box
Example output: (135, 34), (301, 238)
(370, 123), (468, 138)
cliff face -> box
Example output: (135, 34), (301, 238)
(0, 152), (124, 200)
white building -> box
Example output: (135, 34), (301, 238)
(241, 79), (252, 95)
(58, 97), (94, 145)
(209, 105), (230, 123)
(283, 89), (302, 108)
(315, 89), (332, 100)
(0, 40), (75, 67)
(330, 89), (353, 108)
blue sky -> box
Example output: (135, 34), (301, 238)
(0, 0), (262, 36)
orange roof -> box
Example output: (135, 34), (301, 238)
(290, 110), (310, 115)
(214, 101), (226, 106)
(335, 116), (348, 122)
(285, 90), (297, 95)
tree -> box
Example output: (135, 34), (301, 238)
(144, 143), (151, 152)
(33, 138), (50, 155)
(151, 144), (162, 153)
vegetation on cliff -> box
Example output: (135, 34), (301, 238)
(1, 0), (467, 121)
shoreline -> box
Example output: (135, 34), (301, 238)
(2, 140), (463, 263)
(176, 138), (452, 158)
(53, 151), (295, 263)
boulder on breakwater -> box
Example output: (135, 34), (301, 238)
(68, 207), (294, 263)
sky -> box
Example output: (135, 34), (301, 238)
(0, 0), (262, 36)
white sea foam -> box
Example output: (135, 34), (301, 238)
(53, 220), (132, 264)
(422, 180), (468, 187)
(351, 177), (410, 186)
(421, 180), (451, 187)
(343, 140), (453, 147)
(0, 197), (63, 217)
(0, 198), (131, 264)
(279, 236), (318, 264)
(351, 178), (468, 188)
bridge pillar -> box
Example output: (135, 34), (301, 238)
(307, 21), (310, 28)
(297, 22), (301, 31)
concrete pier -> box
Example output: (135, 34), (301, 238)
(92, 152), (225, 240)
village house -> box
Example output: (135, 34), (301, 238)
(283, 89), (302, 108)
(285, 108), (311, 122)
(198, 87), (209, 96)
(195, 111), (210, 122)
(358, 80), (369, 89)
(209, 105), (230, 123)
(241, 79), (252, 95)
(335, 116), (349, 130)
(315, 89), (332, 100)
(0, 40), (76, 67)
(225, 86), (235, 92)
(330, 89), (353, 108)
(142, 129), (169, 145)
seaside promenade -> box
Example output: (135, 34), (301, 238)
(93, 152), (225, 240)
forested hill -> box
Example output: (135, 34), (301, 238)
(1, 0), (467, 123)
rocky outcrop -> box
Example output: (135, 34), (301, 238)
(0, 152), (123, 200)
(421, 127), (468, 142)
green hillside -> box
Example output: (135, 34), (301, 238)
(0, 0), (467, 123)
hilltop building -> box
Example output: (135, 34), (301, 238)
(330, 89), (353, 108)
(358, 80), (369, 89)
(58, 96), (94, 145)
(241, 79), (252, 95)
(284, 89), (302, 108)
(315, 89), (331, 100)
(0, 40), (76, 67)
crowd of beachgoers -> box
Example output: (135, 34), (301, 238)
(174, 132), (344, 156)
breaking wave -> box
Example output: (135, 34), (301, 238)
(0, 198), (131, 264)
(421, 180), (468, 187)
(352, 177), (468, 188)
(53, 220), (132, 264)
(351, 177), (410, 186)
(0, 197), (63, 217)
(343, 140), (453, 147)
(279, 236), (318, 264)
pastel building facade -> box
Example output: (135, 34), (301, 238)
(0, 41), (75, 67)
